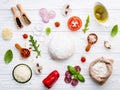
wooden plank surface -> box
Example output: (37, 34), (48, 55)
(0, 0), (120, 90)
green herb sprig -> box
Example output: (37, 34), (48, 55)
(67, 65), (85, 82)
(82, 15), (90, 33)
(111, 24), (119, 37)
(4, 49), (13, 64)
(29, 35), (41, 56)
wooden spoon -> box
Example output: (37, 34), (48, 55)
(85, 33), (98, 52)
(15, 43), (30, 58)
(17, 4), (31, 25)
(11, 7), (23, 29)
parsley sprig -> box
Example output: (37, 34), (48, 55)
(29, 35), (41, 56)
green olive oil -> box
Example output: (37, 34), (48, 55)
(94, 4), (108, 23)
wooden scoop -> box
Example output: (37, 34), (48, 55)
(17, 4), (31, 25)
(85, 33), (98, 52)
(15, 43), (30, 58)
(11, 7), (23, 29)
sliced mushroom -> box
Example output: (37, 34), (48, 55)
(104, 41), (111, 49)
(62, 4), (71, 16)
(33, 62), (43, 75)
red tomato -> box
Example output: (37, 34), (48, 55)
(55, 22), (60, 27)
(67, 16), (82, 31)
(23, 34), (28, 39)
(81, 57), (86, 63)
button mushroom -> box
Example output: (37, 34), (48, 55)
(104, 41), (111, 49)
(62, 4), (71, 16)
(33, 62), (43, 75)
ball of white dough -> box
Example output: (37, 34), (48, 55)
(48, 34), (75, 60)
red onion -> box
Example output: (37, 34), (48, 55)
(39, 8), (56, 23)
(48, 10), (56, 19)
(39, 8), (48, 17)
(42, 15), (49, 23)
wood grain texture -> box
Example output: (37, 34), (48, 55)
(0, 0), (120, 90)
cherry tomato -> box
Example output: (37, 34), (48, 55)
(67, 16), (82, 31)
(23, 34), (28, 39)
(55, 22), (60, 27)
(81, 57), (86, 62)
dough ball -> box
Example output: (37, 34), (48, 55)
(2, 28), (13, 40)
(48, 33), (75, 60)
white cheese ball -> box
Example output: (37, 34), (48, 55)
(2, 28), (13, 40)
(48, 34), (75, 60)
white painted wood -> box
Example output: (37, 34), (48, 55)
(0, 0), (120, 90)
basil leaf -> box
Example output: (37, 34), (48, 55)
(73, 74), (78, 80)
(4, 49), (13, 64)
(111, 24), (119, 37)
(67, 65), (85, 82)
(45, 27), (51, 35)
(77, 73), (85, 82)
(67, 65), (78, 75)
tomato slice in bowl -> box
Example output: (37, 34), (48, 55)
(67, 16), (82, 31)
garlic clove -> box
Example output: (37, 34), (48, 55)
(104, 41), (111, 49)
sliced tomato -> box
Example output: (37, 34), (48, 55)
(67, 16), (82, 31)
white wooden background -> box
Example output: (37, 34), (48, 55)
(0, 0), (120, 90)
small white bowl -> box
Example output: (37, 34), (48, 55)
(93, 2), (110, 27)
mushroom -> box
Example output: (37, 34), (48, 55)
(33, 62), (43, 75)
(62, 4), (71, 16)
(104, 41), (111, 49)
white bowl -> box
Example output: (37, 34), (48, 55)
(93, 2), (110, 27)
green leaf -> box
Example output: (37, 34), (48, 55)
(111, 24), (119, 37)
(29, 35), (41, 56)
(77, 73), (85, 82)
(45, 27), (51, 35)
(4, 49), (13, 64)
(67, 65), (85, 82)
(73, 74), (78, 80)
(67, 65), (78, 75)
(82, 15), (90, 33)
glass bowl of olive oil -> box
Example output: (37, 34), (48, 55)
(94, 2), (109, 26)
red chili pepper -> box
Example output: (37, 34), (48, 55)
(42, 70), (60, 89)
